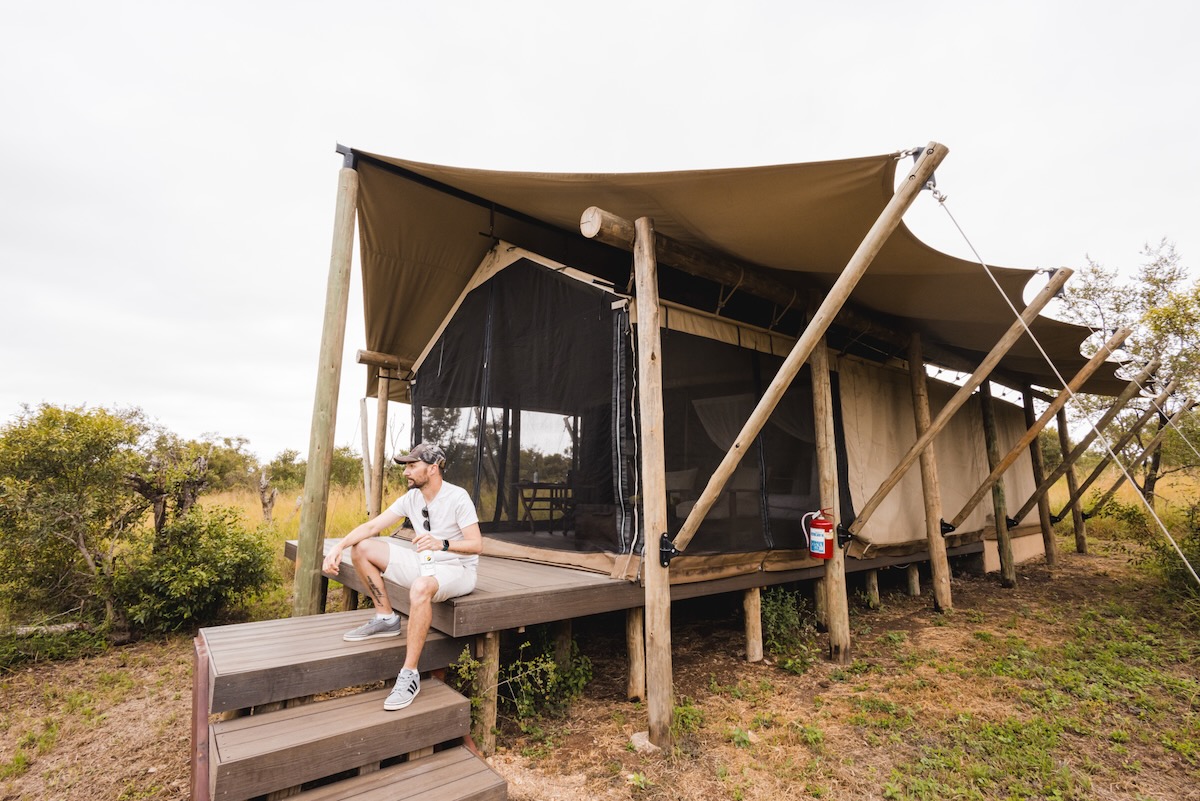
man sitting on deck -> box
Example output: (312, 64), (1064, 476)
(322, 442), (482, 711)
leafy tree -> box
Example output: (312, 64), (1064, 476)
(0, 404), (148, 625)
(329, 445), (364, 488)
(265, 449), (306, 491)
(1056, 240), (1200, 507)
(200, 434), (260, 492)
(127, 429), (211, 548)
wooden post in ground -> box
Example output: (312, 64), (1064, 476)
(849, 268), (1073, 538)
(906, 565), (921, 596)
(979, 382), (1016, 587)
(474, 631), (500, 755)
(743, 588), (763, 663)
(673, 143), (949, 551)
(865, 570), (880, 609)
(632, 216), (674, 749)
(811, 338), (850, 662)
(295, 161), (358, 617)
(626, 608), (646, 702)
(1056, 405), (1088, 554)
(907, 332), (953, 612)
(1022, 388), (1057, 565)
(948, 327), (1131, 530)
(553, 620), (573, 669)
(814, 578), (828, 629)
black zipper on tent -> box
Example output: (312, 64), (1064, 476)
(751, 352), (774, 550)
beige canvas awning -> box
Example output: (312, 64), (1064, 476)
(351, 146), (1124, 398)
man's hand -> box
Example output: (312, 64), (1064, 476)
(322, 546), (343, 575)
(412, 532), (442, 552)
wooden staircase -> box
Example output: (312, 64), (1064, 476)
(192, 608), (507, 801)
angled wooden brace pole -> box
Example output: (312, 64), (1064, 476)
(295, 154), (358, 617)
(908, 331), (953, 611)
(1022, 387), (1057, 564)
(1057, 378), (1178, 518)
(948, 326), (1131, 529)
(1011, 358), (1159, 524)
(670, 142), (949, 552)
(1084, 397), (1195, 516)
(847, 267), (1073, 537)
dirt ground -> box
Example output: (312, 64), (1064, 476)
(1, 542), (1196, 801)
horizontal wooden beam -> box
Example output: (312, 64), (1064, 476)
(580, 206), (1051, 397)
(356, 349), (401, 370)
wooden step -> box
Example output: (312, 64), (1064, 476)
(288, 746), (506, 800)
(209, 678), (469, 801)
(200, 609), (469, 713)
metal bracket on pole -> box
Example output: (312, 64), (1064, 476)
(836, 526), (853, 549)
(940, 519), (957, 536)
(1005, 516), (1020, 529)
(659, 533), (680, 568)
(1049, 513), (1064, 524)
(335, 142), (357, 169)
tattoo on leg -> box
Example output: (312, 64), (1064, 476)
(366, 577), (386, 608)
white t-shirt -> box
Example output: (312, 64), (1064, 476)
(386, 482), (480, 568)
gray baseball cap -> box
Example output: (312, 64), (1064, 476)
(394, 442), (447, 467)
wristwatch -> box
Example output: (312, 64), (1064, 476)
(441, 538), (450, 552)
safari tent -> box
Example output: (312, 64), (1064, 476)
(300, 143), (1124, 584)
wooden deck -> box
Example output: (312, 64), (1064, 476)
(284, 538), (985, 638)
(200, 608), (469, 713)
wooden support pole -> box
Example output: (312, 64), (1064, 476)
(1059, 379), (1178, 516)
(372, 373), (389, 516)
(814, 578), (828, 630)
(359, 398), (373, 514)
(906, 565), (921, 596)
(1022, 388), (1058, 566)
(553, 620), (573, 670)
(474, 631), (500, 756)
(295, 164), (358, 617)
(1013, 360), (1159, 525)
(743, 588), (763, 663)
(948, 327), (1131, 529)
(907, 332), (953, 612)
(811, 339), (850, 662)
(980, 382), (1016, 587)
(633, 216), (674, 749)
(1085, 399), (1195, 517)
(865, 570), (880, 609)
(626, 608), (646, 702)
(1057, 406), (1088, 553)
(849, 267), (1073, 537)
(673, 142), (949, 551)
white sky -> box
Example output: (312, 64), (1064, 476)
(2, 1), (1197, 462)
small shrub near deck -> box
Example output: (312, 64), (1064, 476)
(116, 506), (278, 633)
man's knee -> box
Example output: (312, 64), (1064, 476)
(409, 577), (437, 604)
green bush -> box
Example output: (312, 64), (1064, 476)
(116, 507), (278, 633)
(761, 587), (820, 675)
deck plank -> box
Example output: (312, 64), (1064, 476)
(210, 680), (468, 801)
(288, 747), (506, 801)
(201, 610), (468, 713)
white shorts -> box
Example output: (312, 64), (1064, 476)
(382, 538), (477, 603)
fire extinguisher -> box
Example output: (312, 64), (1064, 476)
(803, 509), (835, 560)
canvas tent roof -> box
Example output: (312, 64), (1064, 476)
(351, 146), (1124, 397)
